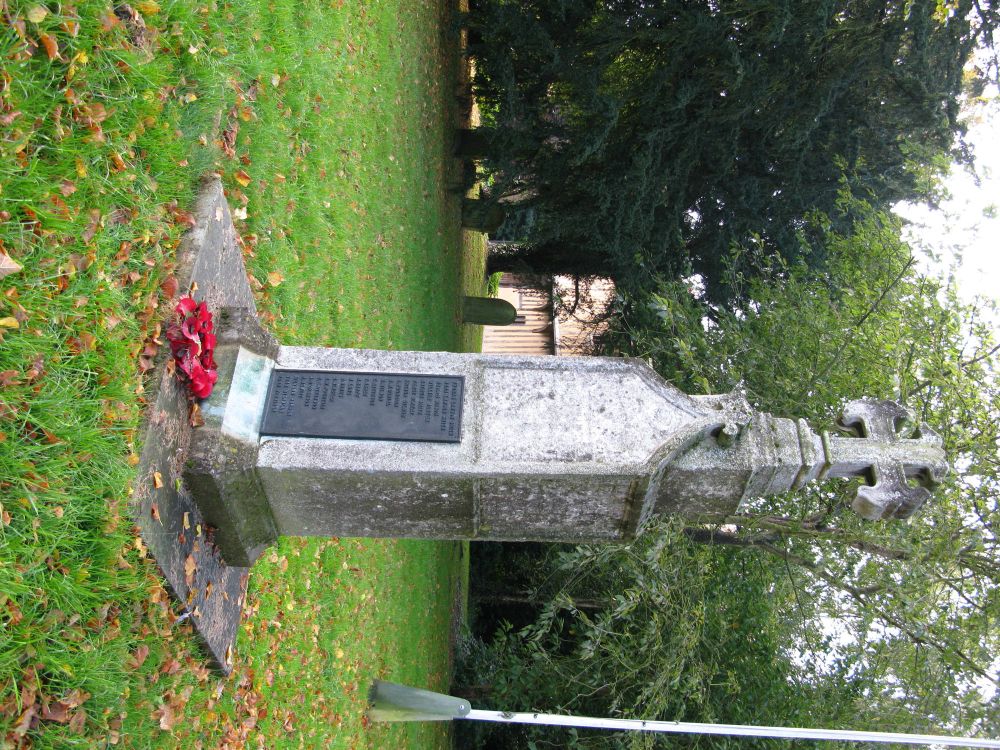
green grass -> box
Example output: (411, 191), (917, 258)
(0, 0), (481, 746)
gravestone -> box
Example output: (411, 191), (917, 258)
(137, 179), (948, 671)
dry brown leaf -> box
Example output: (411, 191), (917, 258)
(189, 402), (204, 428)
(81, 209), (101, 243)
(234, 169), (251, 187)
(160, 275), (178, 299)
(152, 471), (163, 489)
(150, 502), (162, 523)
(184, 554), (196, 586)
(41, 700), (73, 723)
(130, 644), (150, 669)
(59, 180), (77, 196)
(68, 708), (86, 734)
(266, 271), (284, 287)
(26, 355), (44, 382)
(39, 33), (59, 60)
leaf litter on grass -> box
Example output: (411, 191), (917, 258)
(1, 0), (472, 746)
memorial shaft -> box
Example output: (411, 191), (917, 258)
(185, 308), (946, 568)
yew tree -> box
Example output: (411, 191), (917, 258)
(472, 0), (998, 305)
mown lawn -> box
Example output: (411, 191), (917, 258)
(0, 0), (480, 746)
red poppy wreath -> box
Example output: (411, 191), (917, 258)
(166, 296), (218, 399)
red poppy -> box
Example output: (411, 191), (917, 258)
(166, 296), (218, 399)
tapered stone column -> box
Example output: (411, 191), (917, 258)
(185, 309), (949, 568)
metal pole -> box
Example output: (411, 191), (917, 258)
(464, 709), (1000, 748)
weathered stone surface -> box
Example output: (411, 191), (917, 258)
(183, 308), (279, 567)
(135, 177), (253, 673)
(252, 348), (721, 544)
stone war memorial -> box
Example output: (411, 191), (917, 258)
(136, 178), (949, 671)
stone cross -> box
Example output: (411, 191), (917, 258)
(185, 308), (949, 569)
(832, 400), (947, 520)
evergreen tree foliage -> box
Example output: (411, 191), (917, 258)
(471, 0), (998, 305)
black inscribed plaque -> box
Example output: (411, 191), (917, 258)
(259, 370), (464, 442)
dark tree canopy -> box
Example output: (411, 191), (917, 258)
(472, 0), (998, 304)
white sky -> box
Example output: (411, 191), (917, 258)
(895, 90), (1000, 310)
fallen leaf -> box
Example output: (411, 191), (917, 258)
(184, 554), (196, 586)
(189, 402), (204, 427)
(41, 701), (72, 723)
(39, 33), (59, 60)
(0, 317), (19, 329)
(160, 276), (178, 299)
(234, 169), (251, 187)
(152, 472), (163, 489)
(81, 209), (101, 243)
(267, 271), (284, 287)
(150, 502), (162, 523)
(12, 705), (37, 738)
(155, 702), (174, 730)
(59, 180), (77, 196)
(130, 644), (150, 670)
(68, 708), (86, 734)
(26, 355), (44, 381)
(182, 512), (190, 530)
(136, 0), (160, 13)
(27, 5), (48, 23)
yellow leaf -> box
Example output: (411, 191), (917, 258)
(183, 512), (191, 530)
(26, 5), (48, 23)
(152, 471), (163, 489)
(267, 271), (284, 287)
(136, 0), (160, 13)
(234, 169), (251, 187)
(335, 647), (344, 659)
(0, 317), (19, 329)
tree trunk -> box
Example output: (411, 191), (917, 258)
(462, 198), (506, 233)
(474, 592), (609, 612)
(486, 241), (614, 279)
(455, 128), (494, 160)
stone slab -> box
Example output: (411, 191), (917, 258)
(134, 177), (252, 673)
